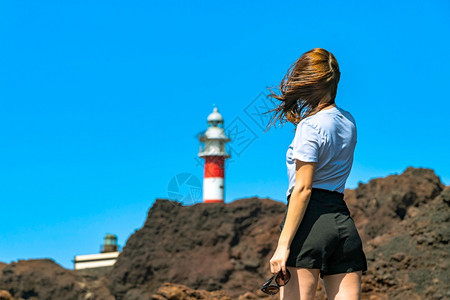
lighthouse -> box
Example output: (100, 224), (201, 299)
(198, 106), (231, 203)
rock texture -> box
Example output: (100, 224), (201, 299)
(0, 259), (114, 300)
(0, 166), (448, 299)
(150, 282), (234, 300)
(0, 290), (13, 300)
(108, 195), (284, 299)
(360, 185), (450, 299)
(344, 167), (445, 243)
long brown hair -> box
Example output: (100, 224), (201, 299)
(264, 48), (341, 132)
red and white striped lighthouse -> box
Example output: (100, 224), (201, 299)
(198, 106), (231, 203)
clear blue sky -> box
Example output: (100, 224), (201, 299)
(0, 1), (448, 269)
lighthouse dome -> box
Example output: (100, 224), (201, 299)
(204, 126), (230, 140)
(207, 107), (223, 123)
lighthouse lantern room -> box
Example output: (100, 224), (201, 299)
(198, 106), (231, 203)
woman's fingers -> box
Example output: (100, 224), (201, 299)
(270, 247), (289, 274)
(270, 259), (281, 274)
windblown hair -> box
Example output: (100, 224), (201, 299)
(264, 48), (341, 131)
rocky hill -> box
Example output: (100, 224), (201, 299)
(0, 167), (448, 300)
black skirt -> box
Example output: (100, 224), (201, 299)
(279, 187), (368, 278)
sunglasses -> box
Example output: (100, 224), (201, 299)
(260, 269), (291, 295)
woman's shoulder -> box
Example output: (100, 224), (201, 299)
(297, 116), (320, 130)
(297, 116), (328, 141)
(297, 105), (356, 130)
(298, 112), (329, 130)
(336, 106), (357, 125)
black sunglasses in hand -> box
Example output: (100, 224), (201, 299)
(260, 269), (291, 295)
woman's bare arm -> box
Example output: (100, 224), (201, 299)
(278, 160), (317, 248)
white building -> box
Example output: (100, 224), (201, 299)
(73, 234), (120, 270)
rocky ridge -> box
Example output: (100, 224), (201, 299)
(0, 167), (448, 299)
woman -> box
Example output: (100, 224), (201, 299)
(264, 48), (368, 300)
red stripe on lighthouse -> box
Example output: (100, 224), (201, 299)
(204, 156), (225, 178)
(203, 199), (224, 203)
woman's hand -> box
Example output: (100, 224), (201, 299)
(269, 244), (290, 275)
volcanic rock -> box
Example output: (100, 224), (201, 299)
(0, 259), (114, 300)
(0, 166), (448, 300)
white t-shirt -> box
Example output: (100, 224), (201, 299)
(286, 105), (357, 197)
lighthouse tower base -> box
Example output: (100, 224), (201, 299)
(203, 156), (225, 203)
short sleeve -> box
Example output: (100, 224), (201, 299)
(292, 121), (321, 163)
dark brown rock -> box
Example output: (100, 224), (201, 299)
(362, 185), (449, 299)
(0, 259), (114, 300)
(343, 166), (445, 243)
(108, 196), (285, 299)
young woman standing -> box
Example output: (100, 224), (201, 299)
(265, 48), (368, 300)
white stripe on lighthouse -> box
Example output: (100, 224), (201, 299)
(203, 177), (224, 202)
